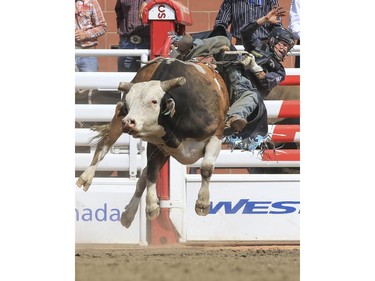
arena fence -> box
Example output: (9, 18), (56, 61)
(75, 48), (300, 245)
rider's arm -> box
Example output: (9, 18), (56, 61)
(240, 21), (262, 52)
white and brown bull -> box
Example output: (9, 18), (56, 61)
(76, 58), (229, 228)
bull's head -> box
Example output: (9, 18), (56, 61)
(118, 77), (186, 140)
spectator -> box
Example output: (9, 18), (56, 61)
(116, 0), (150, 72)
(289, 0), (300, 67)
(75, 0), (107, 72)
(214, 0), (281, 45)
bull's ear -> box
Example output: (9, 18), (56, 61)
(161, 98), (176, 117)
(118, 82), (134, 92)
(160, 77), (186, 92)
(114, 102), (127, 118)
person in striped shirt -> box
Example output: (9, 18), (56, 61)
(75, 0), (107, 72)
(214, 0), (281, 45)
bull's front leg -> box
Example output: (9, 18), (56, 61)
(76, 102), (125, 191)
(195, 136), (222, 216)
(121, 167), (147, 228)
(145, 144), (169, 220)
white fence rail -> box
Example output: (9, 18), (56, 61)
(75, 100), (298, 121)
(74, 45), (300, 57)
(75, 68), (300, 90)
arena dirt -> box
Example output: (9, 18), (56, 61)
(75, 244), (300, 281)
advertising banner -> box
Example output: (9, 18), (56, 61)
(75, 180), (143, 244)
(185, 176), (300, 242)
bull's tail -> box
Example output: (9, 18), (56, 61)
(89, 124), (111, 144)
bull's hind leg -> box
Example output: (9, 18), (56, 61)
(195, 136), (222, 216)
(76, 102), (125, 191)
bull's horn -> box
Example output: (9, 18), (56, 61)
(118, 82), (134, 92)
(160, 77), (186, 92)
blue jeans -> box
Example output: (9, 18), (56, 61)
(226, 68), (260, 121)
(75, 56), (98, 72)
(118, 38), (150, 72)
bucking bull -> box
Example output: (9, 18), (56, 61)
(76, 58), (230, 228)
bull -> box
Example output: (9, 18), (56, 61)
(76, 58), (230, 228)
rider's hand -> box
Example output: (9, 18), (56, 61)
(248, 61), (263, 74)
(241, 54), (263, 74)
(240, 53), (255, 67)
(264, 6), (286, 24)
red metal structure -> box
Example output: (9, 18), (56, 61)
(280, 75), (300, 86)
(142, 0), (192, 59)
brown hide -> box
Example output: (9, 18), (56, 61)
(132, 59), (163, 83)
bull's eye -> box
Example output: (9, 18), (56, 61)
(152, 100), (157, 104)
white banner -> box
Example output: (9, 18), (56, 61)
(75, 179), (145, 244)
(184, 176), (300, 241)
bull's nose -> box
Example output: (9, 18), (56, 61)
(122, 118), (136, 131)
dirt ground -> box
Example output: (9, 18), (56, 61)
(76, 243), (300, 281)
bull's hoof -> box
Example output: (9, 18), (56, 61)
(146, 205), (160, 220)
(120, 210), (135, 228)
(76, 177), (90, 192)
(195, 201), (210, 216)
(76, 167), (96, 191)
